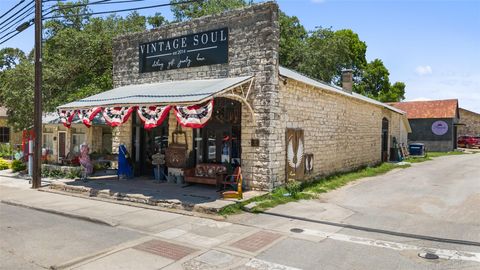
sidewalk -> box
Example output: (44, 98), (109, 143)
(0, 176), (303, 270)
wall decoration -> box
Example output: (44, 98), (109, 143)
(286, 128), (305, 181)
(103, 107), (135, 127)
(305, 153), (314, 174)
(174, 99), (214, 128)
(137, 105), (172, 130)
(78, 107), (102, 128)
(57, 109), (76, 128)
(431, 120), (448, 136)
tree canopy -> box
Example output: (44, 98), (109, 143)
(170, 0), (251, 21)
(1, 0), (406, 131)
(0, 1), (166, 130)
(279, 12), (405, 102)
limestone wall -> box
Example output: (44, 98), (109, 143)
(277, 79), (405, 183)
(458, 108), (480, 136)
(112, 2), (280, 190)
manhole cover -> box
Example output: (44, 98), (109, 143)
(290, 228), (304, 233)
(418, 252), (439, 260)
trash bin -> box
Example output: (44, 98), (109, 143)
(409, 143), (425, 156)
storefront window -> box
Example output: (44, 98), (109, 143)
(0, 127), (10, 143)
(42, 133), (54, 154)
(195, 98), (242, 166)
(72, 134), (86, 154)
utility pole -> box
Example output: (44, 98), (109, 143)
(32, 0), (42, 189)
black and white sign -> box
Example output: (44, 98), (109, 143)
(139, 28), (229, 73)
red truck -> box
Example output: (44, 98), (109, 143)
(457, 135), (480, 148)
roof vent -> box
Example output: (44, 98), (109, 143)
(341, 69), (353, 94)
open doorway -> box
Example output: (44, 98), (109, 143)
(381, 118), (389, 162)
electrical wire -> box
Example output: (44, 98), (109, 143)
(43, 0), (202, 20)
(43, 0), (111, 16)
(0, 20), (33, 45)
(0, 0), (26, 20)
(0, 0), (34, 28)
(0, 6), (34, 34)
(43, 0), (147, 14)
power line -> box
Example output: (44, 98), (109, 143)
(0, 0), (26, 20)
(43, 0), (111, 16)
(0, 21), (33, 45)
(43, 0), (202, 20)
(0, 6), (34, 34)
(0, 0), (34, 28)
(43, 0), (148, 15)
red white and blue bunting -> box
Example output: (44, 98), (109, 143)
(102, 107), (135, 127)
(137, 105), (172, 130)
(57, 109), (76, 128)
(58, 99), (215, 129)
(174, 99), (214, 128)
(78, 107), (102, 128)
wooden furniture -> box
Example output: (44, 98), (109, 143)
(221, 166), (243, 199)
(184, 163), (227, 186)
(60, 152), (79, 166)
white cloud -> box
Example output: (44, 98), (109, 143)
(415, 65), (433, 76)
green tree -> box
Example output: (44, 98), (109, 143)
(170, 0), (250, 21)
(147, 13), (168, 28)
(279, 12), (307, 71)
(0, 48), (26, 71)
(0, 0), (165, 130)
(0, 55), (35, 130)
(298, 27), (367, 84)
(379, 81), (406, 102)
(354, 59), (390, 98)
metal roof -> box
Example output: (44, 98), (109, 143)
(42, 113), (106, 125)
(279, 66), (406, 115)
(58, 76), (253, 109)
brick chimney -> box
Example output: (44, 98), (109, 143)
(341, 69), (353, 94)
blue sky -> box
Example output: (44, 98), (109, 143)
(1, 0), (479, 112)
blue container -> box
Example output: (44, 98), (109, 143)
(409, 143), (425, 156)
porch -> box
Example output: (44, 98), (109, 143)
(45, 177), (264, 215)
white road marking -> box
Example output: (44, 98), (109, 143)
(298, 228), (480, 263)
(245, 258), (302, 270)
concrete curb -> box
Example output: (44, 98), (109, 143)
(38, 187), (227, 221)
(0, 200), (119, 227)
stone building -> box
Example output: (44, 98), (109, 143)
(58, 2), (410, 190)
(0, 106), (22, 146)
(41, 114), (112, 164)
(389, 99), (459, 152)
(458, 108), (480, 137)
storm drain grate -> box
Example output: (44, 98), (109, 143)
(230, 231), (282, 253)
(133, 239), (198, 260)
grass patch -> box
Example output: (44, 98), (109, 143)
(407, 151), (464, 163)
(219, 162), (410, 216)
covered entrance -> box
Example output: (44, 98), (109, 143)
(56, 76), (254, 186)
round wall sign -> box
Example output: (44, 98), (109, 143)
(431, 121), (448, 136)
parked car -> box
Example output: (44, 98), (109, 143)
(457, 135), (480, 148)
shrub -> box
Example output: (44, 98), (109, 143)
(11, 160), (26, 172)
(0, 143), (12, 158)
(0, 159), (10, 170)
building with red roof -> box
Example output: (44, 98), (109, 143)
(389, 99), (459, 152)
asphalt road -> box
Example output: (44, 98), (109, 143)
(0, 204), (145, 269)
(0, 154), (479, 270)
(231, 154), (480, 270)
